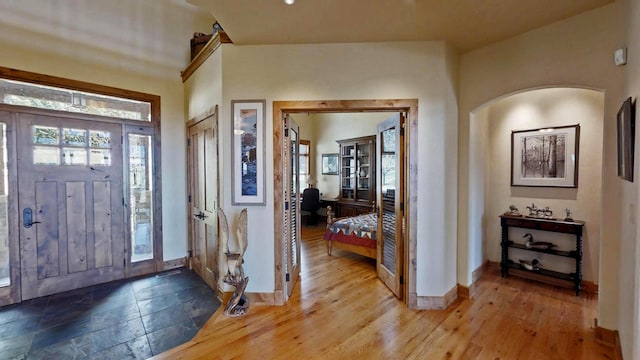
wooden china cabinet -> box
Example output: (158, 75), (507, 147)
(336, 135), (376, 217)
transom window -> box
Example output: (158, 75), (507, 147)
(1, 79), (151, 121)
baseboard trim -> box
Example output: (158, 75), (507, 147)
(457, 284), (470, 299)
(582, 280), (599, 294)
(416, 284), (458, 310)
(458, 261), (491, 299)
(162, 257), (186, 271)
(594, 319), (622, 359)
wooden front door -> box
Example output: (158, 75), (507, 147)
(17, 112), (125, 300)
(187, 114), (219, 290)
(376, 113), (405, 299)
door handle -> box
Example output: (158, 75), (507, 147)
(194, 211), (207, 220)
(23, 208), (42, 228)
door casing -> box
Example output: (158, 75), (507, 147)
(272, 99), (418, 308)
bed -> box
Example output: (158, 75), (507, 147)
(324, 206), (377, 259)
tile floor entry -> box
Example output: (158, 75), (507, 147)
(0, 268), (220, 359)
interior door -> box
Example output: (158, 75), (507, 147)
(376, 113), (405, 298)
(17, 112), (125, 300)
(284, 114), (301, 298)
(187, 114), (218, 290)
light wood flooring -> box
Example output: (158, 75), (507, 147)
(152, 225), (614, 359)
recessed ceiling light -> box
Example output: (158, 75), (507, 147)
(284, 0), (295, 4)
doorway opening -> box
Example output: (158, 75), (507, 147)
(273, 99), (418, 308)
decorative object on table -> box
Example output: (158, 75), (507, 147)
(526, 203), (538, 217)
(617, 96), (635, 182)
(322, 153), (339, 175)
(504, 204), (521, 216)
(232, 100), (266, 205)
(219, 208), (250, 317)
(511, 124), (580, 187)
(519, 258), (541, 271)
(564, 208), (574, 222)
(542, 206), (554, 219)
(523, 233), (556, 250)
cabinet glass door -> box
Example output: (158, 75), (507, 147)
(341, 144), (355, 199)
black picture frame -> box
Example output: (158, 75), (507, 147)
(617, 97), (635, 182)
(511, 124), (580, 187)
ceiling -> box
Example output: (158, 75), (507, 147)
(187, 0), (613, 52)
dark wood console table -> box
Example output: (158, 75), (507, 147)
(500, 215), (585, 295)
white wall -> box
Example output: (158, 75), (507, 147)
(623, 0), (640, 358)
(0, 0), (215, 261)
(218, 41), (459, 296)
(459, 2), (625, 331)
(460, 106), (489, 284)
(482, 88), (604, 282)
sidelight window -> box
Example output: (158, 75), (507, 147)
(128, 134), (153, 262)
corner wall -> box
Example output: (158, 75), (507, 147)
(623, 0), (640, 358)
(459, 1), (625, 331)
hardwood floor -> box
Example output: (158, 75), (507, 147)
(151, 225), (614, 359)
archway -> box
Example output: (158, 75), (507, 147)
(461, 86), (605, 295)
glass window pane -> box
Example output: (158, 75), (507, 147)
(33, 126), (59, 145)
(299, 143), (309, 155)
(383, 128), (396, 153)
(63, 128), (87, 147)
(90, 149), (111, 166)
(1, 79), (151, 121)
(0, 124), (9, 287)
(90, 131), (111, 148)
(62, 148), (87, 166)
(129, 134), (153, 262)
(34, 146), (60, 165)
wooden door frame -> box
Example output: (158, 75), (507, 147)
(273, 99), (419, 308)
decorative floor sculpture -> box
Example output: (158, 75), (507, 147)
(218, 208), (249, 317)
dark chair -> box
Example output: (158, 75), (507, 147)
(300, 187), (320, 225)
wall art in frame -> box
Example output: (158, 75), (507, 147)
(322, 153), (339, 175)
(511, 124), (580, 187)
(232, 99), (266, 205)
(617, 97), (635, 182)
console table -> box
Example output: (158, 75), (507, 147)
(499, 215), (585, 295)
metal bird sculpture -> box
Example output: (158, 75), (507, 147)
(522, 233), (556, 250)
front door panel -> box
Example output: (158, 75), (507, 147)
(17, 113), (124, 300)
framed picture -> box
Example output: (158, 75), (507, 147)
(617, 97), (635, 182)
(232, 100), (266, 205)
(322, 153), (339, 175)
(511, 124), (580, 187)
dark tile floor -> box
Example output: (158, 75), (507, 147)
(0, 268), (220, 360)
